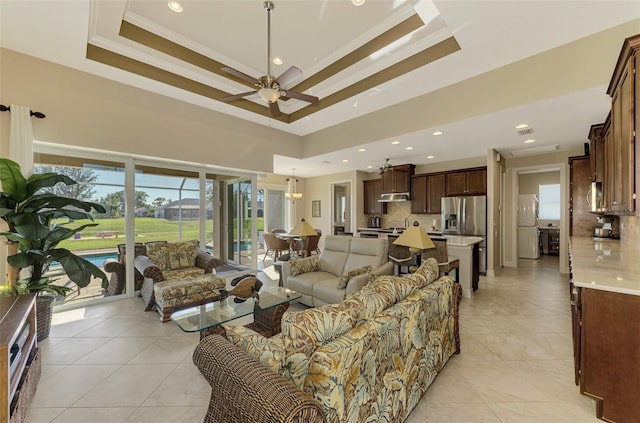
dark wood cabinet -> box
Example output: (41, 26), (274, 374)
(381, 164), (414, 194)
(410, 175), (427, 214)
(445, 168), (487, 196)
(604, 34), (637, 213)
(569, 156), (593, 237)
(427, 173), (445, 214)
(363, 179), (386, 215)
(572, 287), (640, 422)
(588, 123), (604, 182)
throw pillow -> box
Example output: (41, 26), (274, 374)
(289, 256), (320, 277)
(337, 265), (372, 290)
(148, 247), (170, 271)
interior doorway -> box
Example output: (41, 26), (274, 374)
(331, 182), (351, 235)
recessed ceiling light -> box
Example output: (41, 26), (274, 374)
(367, 165), (373, 169)
(405, 146), (414, 150)
(168, 1), (183, 13)
(342, 159), (349, 163)
(524, 139), (536, 144)
(427, 155), (435, 159)
(391, 140), (400, 145)
(432, 131), (444, 136)
(515, 123), (529, 129)
(358, 148), (366, 152)
(272, 57), (283, 65)
(352, 0), (366, 5)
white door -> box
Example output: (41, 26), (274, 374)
(517, 227), (540, 259)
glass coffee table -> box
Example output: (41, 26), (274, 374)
(171, 287), (301, 339)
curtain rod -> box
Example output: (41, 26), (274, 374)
(0, 104), (46, 118)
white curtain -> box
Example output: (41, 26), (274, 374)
(9, 103), (34, 175)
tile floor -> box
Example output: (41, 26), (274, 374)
(26, 256), (600, 422)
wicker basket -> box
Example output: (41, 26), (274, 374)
(36, 295), (55, 341)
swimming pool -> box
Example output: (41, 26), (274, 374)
(51, 251), (118, 269)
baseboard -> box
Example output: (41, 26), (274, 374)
(503, 260), (517, 268)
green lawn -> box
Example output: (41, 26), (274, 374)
(60, 217), (263, 251)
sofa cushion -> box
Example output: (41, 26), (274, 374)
(313, 279), (350, 305)
(343, 237), (387, 272)
(224, 325), (285, 374)
(414, 257), (439, 285)
(161, 267), (205, 281)
(146, 240), (199, 271)
(287, 271), (335, 296)
(318, 236), (351, 276)
(336, 265), (371, 290)
(289, 256), (320, 276)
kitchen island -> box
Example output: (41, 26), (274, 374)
(445, 236), (483, 298)
(568, 236), (639, 422)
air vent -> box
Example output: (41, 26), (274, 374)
(321, 160), (332, 164)
(516, 128), (534, 136)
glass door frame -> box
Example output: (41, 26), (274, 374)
(224, 175), (258, 270)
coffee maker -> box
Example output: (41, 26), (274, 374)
(594, 216), (614, 238)
(368, 216), (381, 228)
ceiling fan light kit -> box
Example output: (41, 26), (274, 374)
(222, 1), (319, 116)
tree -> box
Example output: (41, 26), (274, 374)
(35, 165), (97, 201)
(134, 191), (149, 209)
(152, 197), (169, 208)
(97, 190), (150, 218)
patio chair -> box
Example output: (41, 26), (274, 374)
(262, 232), (290, 260)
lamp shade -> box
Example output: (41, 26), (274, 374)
(289, 218), (317, 236)
(392, 224), (435, 250)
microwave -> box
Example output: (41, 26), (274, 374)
(589, 181), (603, 212)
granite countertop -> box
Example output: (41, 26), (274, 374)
(443, 235), (483, 247)
(569, 236), (640, 296)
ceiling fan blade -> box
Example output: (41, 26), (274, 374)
(283, 90), (319, 104)
(269, 101), (281, 116)
(221, 66), (259, 85)
(274, 66), (302, 88)
(223, 91), (258, 102)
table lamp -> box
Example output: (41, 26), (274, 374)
(392, 222), (435, 272)
(289, 218), (317, 257)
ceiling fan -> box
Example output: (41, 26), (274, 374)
(379, 158), (393, 174)
(221, 1), (319, 116)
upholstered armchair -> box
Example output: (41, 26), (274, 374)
(135, 240), (222, 311)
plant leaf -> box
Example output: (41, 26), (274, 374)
(25, 172), (76, 196)
(0, 158), (27, 201)
(49, 249), (107, 288)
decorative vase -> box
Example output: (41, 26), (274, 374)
(36, 295), (55, 341)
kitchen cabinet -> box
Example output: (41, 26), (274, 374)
(427, 173), (445, 214)
(569, 156), (593, 237)
(588, 123), (604, 182)
(363, 179), (386, 215)
(571, 287), (640, 422)
(604, 34), (637, 213)
(381, 164), (414, 194)
(445, 168), (487, 196)
(410, 175), (427, 214)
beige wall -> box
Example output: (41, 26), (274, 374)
(302, 170), (358, 249)
(519, 171), (560, 195)
(0, 49), (302, 174)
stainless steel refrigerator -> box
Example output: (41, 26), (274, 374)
(441, 195), (487, 274)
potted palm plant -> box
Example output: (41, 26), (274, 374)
(0, 158), (108, 340)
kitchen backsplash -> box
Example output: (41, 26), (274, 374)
(619, 215), (639, 245)
(381, 202), (442, 231)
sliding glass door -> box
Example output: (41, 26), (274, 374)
(226, 179), (253, 266)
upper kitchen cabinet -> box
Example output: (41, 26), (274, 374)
(605, 33), (638, 213)
(363, 179), (386, 215)
(411, 175), (427, 214)
(381, 164), (414, 194)
(445, 168), (487, 196)
(588, 123), (605, 183)
(427, 173), (446, 213)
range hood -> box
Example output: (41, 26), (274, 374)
(379, 192), (410, 202)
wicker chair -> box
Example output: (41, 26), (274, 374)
(292, 231), (321, 257)
(422, 237), (460, 282)
(102, 242), (147, 296)
(387, 234), (412, 275)
(262, 232), (290, 260)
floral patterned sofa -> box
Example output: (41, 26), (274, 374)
(194, 258), (462, 423)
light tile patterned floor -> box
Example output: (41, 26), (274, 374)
(27, 256), (600, 422)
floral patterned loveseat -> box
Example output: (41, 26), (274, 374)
(193, 258), (462, 423)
